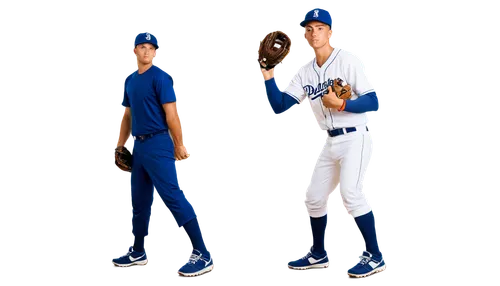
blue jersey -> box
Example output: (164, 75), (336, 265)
(122, 65), (176, 136)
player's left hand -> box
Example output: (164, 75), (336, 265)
(260, 63), (275, 80)
(322, 86), (344, 109)
(174, 145), (190, 161)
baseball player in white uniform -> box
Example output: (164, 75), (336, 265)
(260, 8), (386, 278)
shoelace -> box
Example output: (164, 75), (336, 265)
(188, 253), (202, 264)
(120, 247), (133, 257)
(358, 255), (371, 265)
(301, 247), (312, 259)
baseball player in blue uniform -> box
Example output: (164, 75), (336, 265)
(260, 9), (385, 278)
(112, 32), (213, 277)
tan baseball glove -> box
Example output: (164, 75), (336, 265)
(333, 78), (352, 100)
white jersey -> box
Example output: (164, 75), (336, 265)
(285, 48), (374, 130)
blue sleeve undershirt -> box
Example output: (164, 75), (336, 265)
(264, 78), (299, 116)
(344, 91), (382, 113)
(264, 78), (379, 114)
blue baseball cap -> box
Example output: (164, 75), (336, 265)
(134, 32), (159, 49)
(300, 8), (332, 28)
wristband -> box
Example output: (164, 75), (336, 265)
(338, 100), (346, 111)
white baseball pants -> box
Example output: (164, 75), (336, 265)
(305, 126), (372, 218)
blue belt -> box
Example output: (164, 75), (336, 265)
(327, 126), (368, 137)
(134, 130), (169, 141)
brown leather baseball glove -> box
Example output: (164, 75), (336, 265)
(258, 31), (291, 70)
(115, 146), (132, 172)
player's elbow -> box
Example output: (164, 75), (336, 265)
(369, 92), (379, 112)
(269, 105), (286, 117)
(267, 102), (279, 116)
(375, 96), (382, 112)
(271, 109), (283, 117)
(165, 112), (179, 125)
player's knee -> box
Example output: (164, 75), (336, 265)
(305, 194), (326, 211)
(339, 183), (357, 194)
(339, 186), (362, 206)
(341, 196), (371, 217)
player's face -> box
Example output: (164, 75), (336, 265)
(304, 22), (332, 49)
(134, 43), (156, 64)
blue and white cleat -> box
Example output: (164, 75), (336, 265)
(288, 247), (329, 270)
(347, 251), (386, 278)
(112, 246), (148, 267)
(178, 249), (214, 277)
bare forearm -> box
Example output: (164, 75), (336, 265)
(117, 114), (131, 147)
(166, 114), (183, 147)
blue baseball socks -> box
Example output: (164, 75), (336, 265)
(184, 218), (210, 257)
(309, 215), (328, 258)
(131, 210), (151, 253)
(354, 211), (382, 261)
(133, 236), (145, 252)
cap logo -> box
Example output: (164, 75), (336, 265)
(313, 10), (319, 18)
(145, 33), (151, 40)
